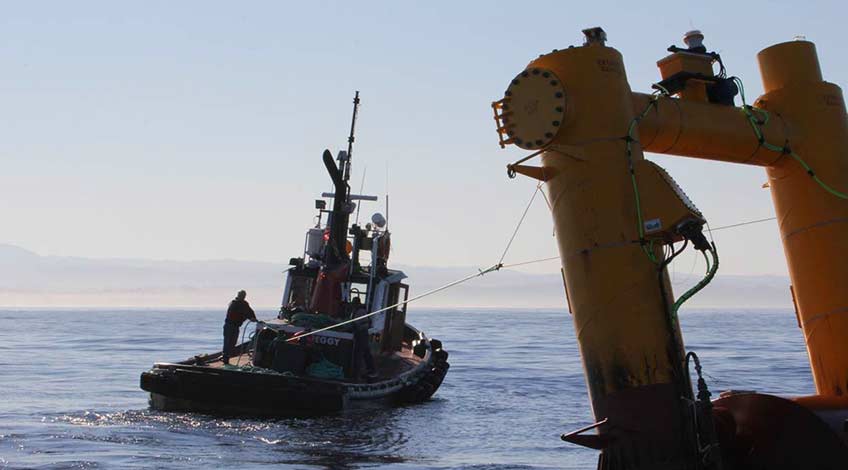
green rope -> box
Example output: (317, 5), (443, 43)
(306, 356), (345, 379)
(630, 172), (658, 263)
(627, 92), (666, 264)
(222, 364), (292, 375)
(733, 77), (848, 200)
(787, 151), (848, 199)
(672, 244), (719, 320)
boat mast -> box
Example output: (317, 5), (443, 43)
(322, 92), (361, 266)
(344, 91), (360, 184)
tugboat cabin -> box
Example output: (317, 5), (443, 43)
(254, 182), (411, 379)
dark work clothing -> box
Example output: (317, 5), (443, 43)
(222, 320), (241, 364)
(222, 298), (256, 364)
(226, 299), (256, 326)
(352, 309), (376, 380)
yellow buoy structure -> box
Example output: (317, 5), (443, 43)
(493, 27), (848, 469)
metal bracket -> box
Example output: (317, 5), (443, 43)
(491, 99), (513, 149)
(561, 417), (612, 450)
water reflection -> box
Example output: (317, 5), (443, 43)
(52, 404), (438, 469)
(261, 407), (415, 469)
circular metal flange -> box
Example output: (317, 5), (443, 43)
(501, 68), (566, 150)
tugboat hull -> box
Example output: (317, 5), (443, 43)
(140, 332), (449, 416)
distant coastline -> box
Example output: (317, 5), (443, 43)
(0, 243), (793, 310)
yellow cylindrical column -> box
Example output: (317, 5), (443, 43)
(523, 41), (696, 466)
(757, 41), (848, 396)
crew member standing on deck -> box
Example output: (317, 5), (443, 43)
(223, 290), (257, 364)
(350, 298), (377, 380)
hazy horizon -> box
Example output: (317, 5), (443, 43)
(0, 242), (793, 310)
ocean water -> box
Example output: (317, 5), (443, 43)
(0, 308), (814, 469)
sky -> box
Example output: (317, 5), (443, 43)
(1, 0), (845, 279)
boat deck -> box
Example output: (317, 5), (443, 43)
(203, 341), (422, 382)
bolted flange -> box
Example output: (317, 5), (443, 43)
(500, 67), (567, 150)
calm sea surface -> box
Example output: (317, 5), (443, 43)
(0, 308), (814, 469)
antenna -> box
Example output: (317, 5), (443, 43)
(385, 163), (390, 230)
(355, 166), (367, 225)
(344, 91), (360, 183)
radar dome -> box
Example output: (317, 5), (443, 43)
(371, 213), (387, 228)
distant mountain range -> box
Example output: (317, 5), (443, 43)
(0, 243), (792, 310)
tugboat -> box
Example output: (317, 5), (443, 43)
(140, 93), (449, 416)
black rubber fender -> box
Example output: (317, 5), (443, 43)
(434, 349), (448, 362)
